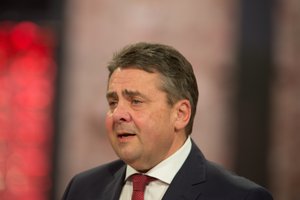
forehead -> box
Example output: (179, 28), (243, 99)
(107, 68), (162, 90)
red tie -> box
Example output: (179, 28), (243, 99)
(131, 174), (155, 200)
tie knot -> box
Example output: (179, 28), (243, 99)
(131, 174), (156, 192)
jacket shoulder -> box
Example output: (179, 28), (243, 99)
(62, 159), (125, 200)
(204, 161), (273, 199)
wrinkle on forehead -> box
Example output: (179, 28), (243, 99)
(106, 89), (150, 102)
(107, 68), (165, 98)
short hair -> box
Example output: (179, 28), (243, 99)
(107, 42), (198, 135)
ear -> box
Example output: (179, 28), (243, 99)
(173, 99), (191, 132)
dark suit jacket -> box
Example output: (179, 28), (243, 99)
(62, 141), (273, 200)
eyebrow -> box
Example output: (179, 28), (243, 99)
(123, 89), (143, 98)
(106, 89), (148, 100)
(106, 91), (118, 100)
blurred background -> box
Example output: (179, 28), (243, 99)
(0, 0), (299, 200)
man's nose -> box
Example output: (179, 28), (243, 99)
(112, 102), (132, 122)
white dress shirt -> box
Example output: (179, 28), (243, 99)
(119, 137), (192, 200)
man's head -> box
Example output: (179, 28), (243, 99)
(105, 42), (199, 171)
(107, 42), (198, 135)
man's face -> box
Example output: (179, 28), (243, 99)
(105, 68), (185, 172)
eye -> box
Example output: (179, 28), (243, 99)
(131, 99), (143, 105)
(108, 99), (118, 108)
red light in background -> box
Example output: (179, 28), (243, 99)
(10, 22), (38, 51)
(0, 21), (56, 200)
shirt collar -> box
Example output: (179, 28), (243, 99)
(124, 137), (192, 184)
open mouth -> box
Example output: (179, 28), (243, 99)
(117, 133), (136, 138)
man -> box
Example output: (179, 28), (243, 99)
(62, 42), (273, 200)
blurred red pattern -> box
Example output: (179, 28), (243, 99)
(0, 21), (56, 200)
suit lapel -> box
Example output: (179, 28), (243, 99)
(100, 140), (207, 200)
(162, 140), (207, 200)
(101, 164), (126, 200)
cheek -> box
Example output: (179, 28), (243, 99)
(105, 113), (113, 133)
(141, 112), (171, 136)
